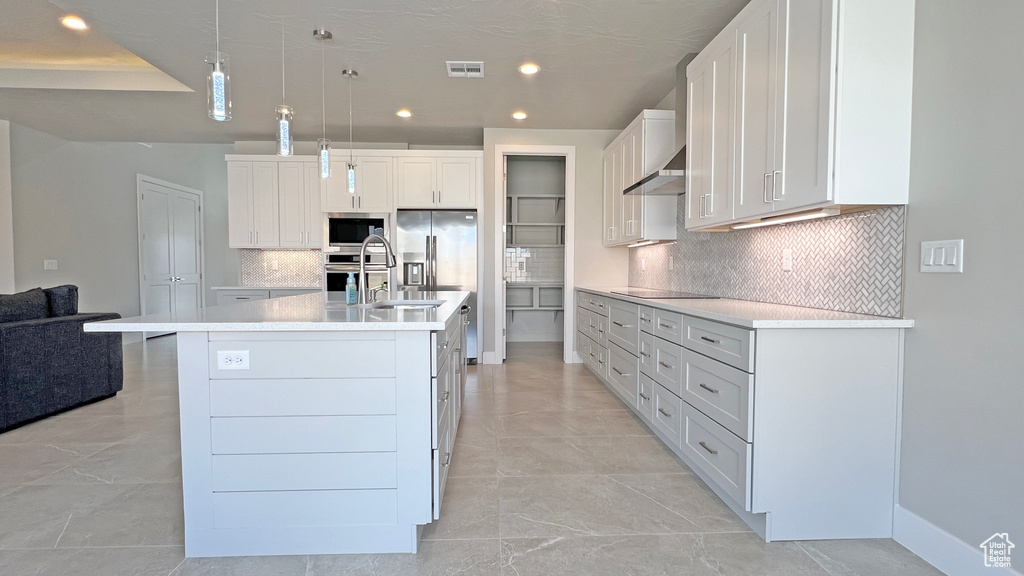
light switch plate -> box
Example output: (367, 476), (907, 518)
(782, 249), (793, 271)
(43, 259), (57, 270)
(920, 239), (964, 273)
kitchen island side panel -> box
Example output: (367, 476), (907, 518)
(751, 327), (903, 540)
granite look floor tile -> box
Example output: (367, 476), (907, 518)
(497, 435), (683, 476)
(499, 475), (700, 538)
(307, 539), (501, 576)
(456, 416), (500, 443)
(449, 437), (500, 478)
(32, 439), (182, 485)
(57, 482), (184, 547)
(0, 546), (185, 576)
(171, 554), (308, 576)
(500, 532), (831, 576)
(0, 442), (111, 486)
(462, 390), (496, 414)
(0, 414), (175, 446)
(497, 409), (647, 438)
(0, 483), (137, 549)
(796, 539), (946, 576)
(421, 478), (499, 540)
(607, 472), (751, 533)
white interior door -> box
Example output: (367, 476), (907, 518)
(501, 154), (508, 361)
(138, 175), (204, 338)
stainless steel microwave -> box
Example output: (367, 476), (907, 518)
(325, 214), (388, 247)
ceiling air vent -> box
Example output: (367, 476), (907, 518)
(446, 61), (484, 78)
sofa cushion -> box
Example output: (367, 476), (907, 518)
(0, 288), (48, 323)
(43, 285), (79, 317)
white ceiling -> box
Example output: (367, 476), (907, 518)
(0, 0), (747, 146)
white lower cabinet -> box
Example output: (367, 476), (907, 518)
(576, 289), (906, 542)
(214, 288), (320, 306)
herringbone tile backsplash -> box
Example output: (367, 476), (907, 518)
(240, 249), (323, 287)
(629, 206), (905, 317)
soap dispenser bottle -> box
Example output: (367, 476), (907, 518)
(345, 276), (358, 305)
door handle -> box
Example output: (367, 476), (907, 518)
(699, 441), (718, 455)
(431, 236), (438, 290)
(764, 173), (772, 203)
(772, 170), (783, 201)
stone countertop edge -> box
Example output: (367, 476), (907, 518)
(577, 286), (914, 329)
(211, 286), (323, 291)
(84, 291), (470, 333)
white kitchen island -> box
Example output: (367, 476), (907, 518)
(85, 290), (470, 557)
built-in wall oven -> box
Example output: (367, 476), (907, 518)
(323, 214), (393, 292)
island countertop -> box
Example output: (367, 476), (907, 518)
(84, 290), (470, 332)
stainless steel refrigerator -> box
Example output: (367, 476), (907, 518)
(395, 210), (478, 360)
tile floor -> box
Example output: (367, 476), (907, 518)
(0, 338), (945, 575)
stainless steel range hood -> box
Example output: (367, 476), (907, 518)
(623, 146), (685, 196)
(624, 53), (696, 197)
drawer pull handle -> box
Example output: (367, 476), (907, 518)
(658, 408), (673, 418)
(639, 392), (650, 401)
(640, 351), (650, 358)
(658, 322), (674, 329)
(658, 361), (673, 369)
(699, 441), (718, 455)
(442, 453), (451, 467)
(441, 391), (450, 401)
(699, 336), (719, 344)
(612, 321), (634, 328)
(699, 383), (720, 394)
(612, 367), (631, 377)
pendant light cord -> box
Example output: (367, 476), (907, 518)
(281, 20), (285, 104)
(348, 73), (354, 164)
(321, 38), (326, 140)
(215, 0), (220, 53)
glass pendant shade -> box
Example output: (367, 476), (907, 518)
(347, 164), (356, 194)
(205, 52), (231, 121)
(318, 139), (332, 180)
(276, 105), (294, 157)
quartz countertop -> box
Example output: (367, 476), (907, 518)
(210, 286), (321, 291)
(578, 286), (914, 329)
(84, 291), (469, 333)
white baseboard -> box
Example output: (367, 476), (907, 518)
(480, 351), (501, 365)
(893, 506), (1022, 576)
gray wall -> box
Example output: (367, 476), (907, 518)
(900, 0), (1024, 547)
(0, 121), (13, 293)
(9, 123), (236, 317)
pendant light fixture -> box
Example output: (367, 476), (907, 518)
(314, 29), (333, 179)
(342, 69), (358, 194)
(205, 0), (231, 121)
(276, 20), (293, 156)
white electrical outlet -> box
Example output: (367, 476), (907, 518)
(782, 249), (793, 271)
(669, 256), (674, 271)
(217, 350), (250, 370)
(641, 258), (646, 271)
(271, 260), (279, 271)
(920, 239), (964, 273)
(43, 260), (58, 270)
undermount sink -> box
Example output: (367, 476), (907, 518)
(372, 300), (445, 310)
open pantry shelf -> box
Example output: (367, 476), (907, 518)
(506, 283), (564, 320)
(507, 194), (566, 247)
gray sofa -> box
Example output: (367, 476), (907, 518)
(0, 285), (122, 431)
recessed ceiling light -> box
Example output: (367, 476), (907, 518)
(60, 15), (88, 30)
(396, 109), (413, 118)
(512, 111), (528, 120)
(518, 63), (540, 75)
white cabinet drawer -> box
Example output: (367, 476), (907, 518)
(650, 337), (684, 397)
(680, 348), (754, 441)
(607, 342), (638, 408)
(268, 288), (320, 298)
(579, 292), (609, 316)
(638, 306), (655, 335)
(637, 374), (655, 423)
(607, 299), (640, 356)
(216, 290), (270, 306)
(210, 378), (396, 417)
(213, 489), (397, 528)
(682, 316), (755, 372)
(576, 307), (591, 333)
(585, 310), (608, 347)
(576, 329), (590, 359)
(653, 309), (683, 343)
(638, 331), (655, 376)
(652, 382), (683, 450)
(211, 416), (397, 454)
(432, 353), (451, 450)
(432, 409), (452, 520)
(212, 453), (397, 491)
(585, 338), (607, 379)
(679, 401), (752, 510)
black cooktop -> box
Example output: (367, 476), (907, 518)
(610, 288), (720, 300)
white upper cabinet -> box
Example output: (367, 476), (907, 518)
(229, 160), (316, 249)
(228, 161), (280, 248)
(397, 155), (478, 209)
(324, 156), (393, 214)
(603, 110), (677, 246)
(686, 0), (914, 230)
